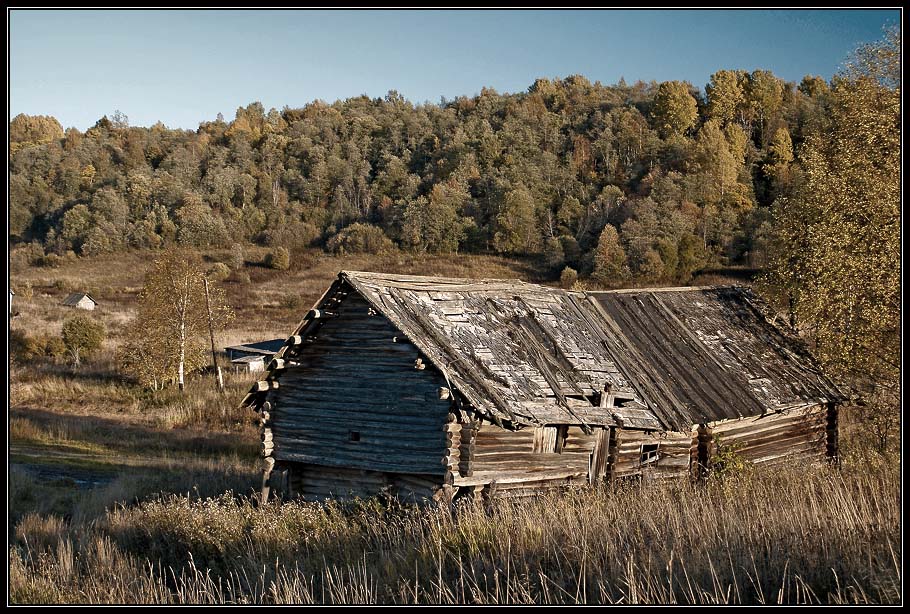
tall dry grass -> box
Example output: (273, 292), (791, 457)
(9, 458), (900, 604)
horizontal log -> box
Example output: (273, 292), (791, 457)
(271, 422), (453, 443)
(272, 409), (446, 429)
(274, 439), (448, 459)
(273, 433), (450, 453)
(392, 475), (442, 490)
(713, 418), (827, 445)
(276, 451), (446, 475)
(300, 474), (389, 489)
(273, 396), (447, 416)
(747, 439), (829, 464)
(473, 457), (588, 472)
(455, 468), (587, 487)
(731, 432), (826, 462)
(710, 407), (824, 434)
(279, 378), (444, 397)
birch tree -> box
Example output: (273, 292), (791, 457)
(761, 28), (899, 450)
(122, 248), (233, 391)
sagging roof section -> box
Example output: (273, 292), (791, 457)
(243, 271), (845, 433)
(587, 287), (845, 432)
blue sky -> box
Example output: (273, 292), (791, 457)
(9, 9), (900, 131)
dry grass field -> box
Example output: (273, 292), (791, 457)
(7, 246), (901, 604)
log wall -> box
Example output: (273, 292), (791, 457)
(612, 429), (697, 480)
(270, 293), (452, 482)
(278, 463), (443, 503)
(707, 403), (831, 466)
(610, 403), (834, 480)
(454, 422), (598, 495)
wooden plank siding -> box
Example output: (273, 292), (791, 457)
(269, 292), (453, 495)
(454, 423), (595, 493)
(708, 403), (831, 466)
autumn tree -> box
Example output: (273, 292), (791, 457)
(763, 127), (795, 197)
(265, 246), (290, 270)
(493, 186), (539, 253)
(122, 248), (233, 391)
(705, 70), (746, 125)
(61, 315), (105, 367)
(9, 113), (64, 155)
(400, 182), (471, 253)
(591, 225), (629, 286)
(761, 28), (900, 449)
(651, 81), (698, 138)
(745, 70), (784, 146)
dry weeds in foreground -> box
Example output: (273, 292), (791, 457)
(9, 456), (899, 605)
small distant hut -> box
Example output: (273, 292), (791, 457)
(225, 338), (286, 373)
(62, 292), (97, 311)
(242, 272), (846, 503)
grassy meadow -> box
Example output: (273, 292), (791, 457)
(7, 246), (901, 604)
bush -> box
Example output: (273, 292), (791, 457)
(207, 262), (231, 282)
(43, 336), (66, 359)
(264, 247), (290, 271)
(231, 271), (251, 285)
(325, 223), (395, 256)
(279, 295), (303, 310)
(18, 281), (34, 300)
(10, 330), (44, 361)
(61, 314), (105, 366)
(10, 331), (66, 361)
(262, 222), (320, 251)
(559, 266), (578, 289)
(34, 254), (62, 268)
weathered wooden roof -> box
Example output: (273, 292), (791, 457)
(341, 271), (656, 431)
(62, 292), (96, 306)
(586, 287), (846, 431)
(243, 271), (845, 433)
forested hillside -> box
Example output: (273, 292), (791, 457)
(10, 68), (829, 284)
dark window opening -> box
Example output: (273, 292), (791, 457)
(349, 431), (360, 442)
(640, 443), (659, 465)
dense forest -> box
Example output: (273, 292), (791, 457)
(11, 66), (830, 284)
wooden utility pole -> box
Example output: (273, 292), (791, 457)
(203, 276), (225, 391)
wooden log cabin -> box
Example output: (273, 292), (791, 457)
(241, 272), (845, 503)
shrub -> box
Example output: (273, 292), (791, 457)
(34, 254), (62, 268)
(559, 266), (578, 289)
(710, 433), (752, 480)
(325, 223), (395, 256)
(279, 295), (303, 310)
(231, 271), (251, 285)
(262, 222), (320, 250)
(10, 331), (66, 361)
(18, 281), (34, 300)
(43, 336), (66, 359)
(207, 262), (231, 282)
(10, 330), (44, 361)
(264, 247), (290, 271)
